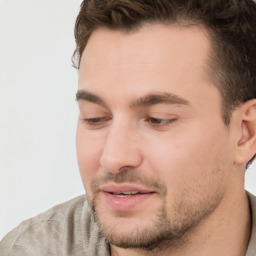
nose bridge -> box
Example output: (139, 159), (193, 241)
(100, 118), (142, 173)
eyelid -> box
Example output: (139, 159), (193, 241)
(146, 117), (177, 124)
(78, 102), (110, 116)
(82, 116), (111, 124)
(143, 113), (178, 130)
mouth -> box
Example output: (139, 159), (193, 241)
(101, 184), (155, 196)
(110, 191), (151, 197)
(100, 184), (156, 211)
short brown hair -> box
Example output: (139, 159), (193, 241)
(73, 0), (256, 165)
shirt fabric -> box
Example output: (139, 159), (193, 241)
(1, 192), (256, 256)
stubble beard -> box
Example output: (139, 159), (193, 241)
(87, 170), (225, 252)
(90, 197), (187, 251)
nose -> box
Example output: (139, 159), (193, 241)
(99, 121), (143, 173)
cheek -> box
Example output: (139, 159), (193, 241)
(144, 122), (230, 193)
(76, 124), (103, 190)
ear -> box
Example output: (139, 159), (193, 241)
(235, 99), (256, 165)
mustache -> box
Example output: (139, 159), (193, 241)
(91, 169), (167, 196)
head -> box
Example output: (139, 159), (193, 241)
(74, 0), (256, 252)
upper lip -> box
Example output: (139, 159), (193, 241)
(100, 184), (155, 194)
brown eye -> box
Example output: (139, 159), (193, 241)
(83, 117), (106, 124)
(81, 117), (111, 128)
(146, 117), (176, 126)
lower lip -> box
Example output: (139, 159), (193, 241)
(102, 191), (154, 212)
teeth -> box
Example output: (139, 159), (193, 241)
(115, 194), (130, 197)
(122, 191), (138, 195)
(113, 191), (139, 196)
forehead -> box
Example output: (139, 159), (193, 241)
(78, 24), (215, 105)
(80, 24), (210, 68)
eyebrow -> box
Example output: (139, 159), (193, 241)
(130, 93), (190, 107)
(76, 90), (190, 108)
(76, 90), (107, 107)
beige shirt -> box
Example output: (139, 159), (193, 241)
(1, 192), (256, 256)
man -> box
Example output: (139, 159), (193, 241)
(1, 0), (256, 255)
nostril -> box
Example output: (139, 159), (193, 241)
(99, 137), (143, 173)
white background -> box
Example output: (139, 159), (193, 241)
(0, 0), (256, 241)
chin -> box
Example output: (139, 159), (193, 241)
(93, 203), (178, 250)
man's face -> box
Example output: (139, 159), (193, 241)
(76, 24), (237, 249)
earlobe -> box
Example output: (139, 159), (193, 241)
(235, 99), (256, 165)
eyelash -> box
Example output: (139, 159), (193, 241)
(82, 117), (110, 125)
(81, 116), (176, 129)
(145, 117), (177, 127)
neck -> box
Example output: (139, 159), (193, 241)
(110, 180), (251, 256)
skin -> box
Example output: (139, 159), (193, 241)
(76, 24), (255, 256)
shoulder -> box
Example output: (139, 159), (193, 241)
(248, 191), (256, 226)
(248, 191), (256, 205)
(0, 195), (86, 256)
(247, 192), (256, 256)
